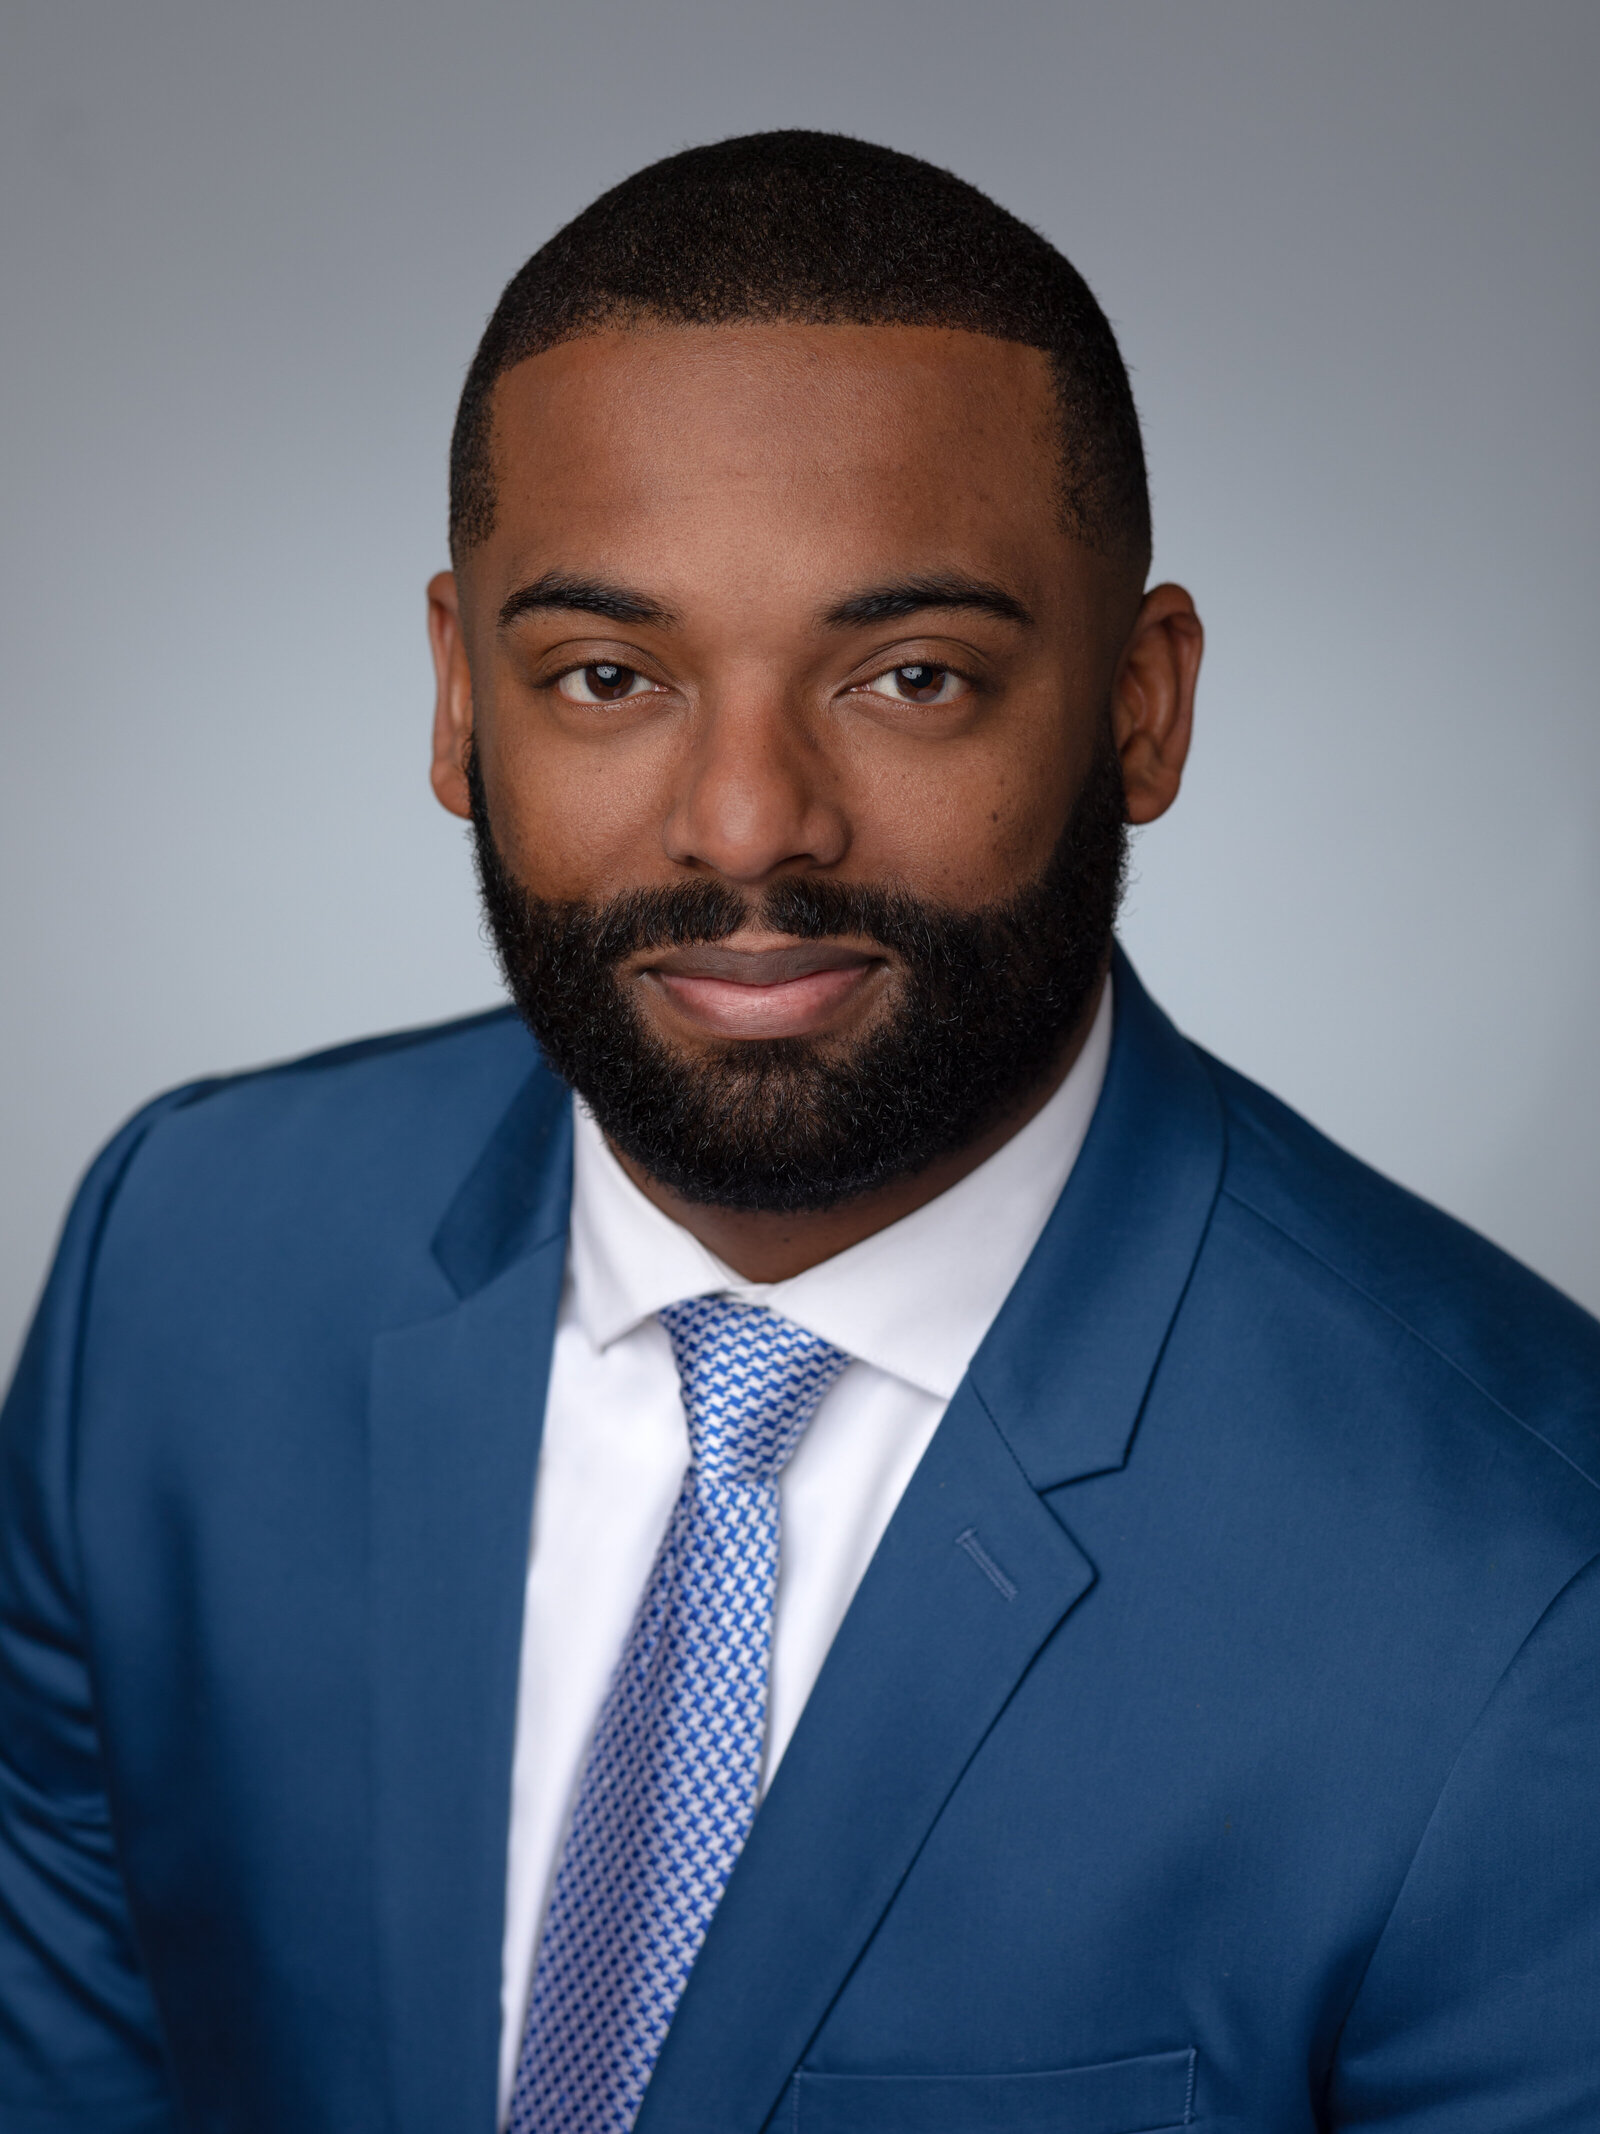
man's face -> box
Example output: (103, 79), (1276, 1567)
(430, 322), (1195, 1210)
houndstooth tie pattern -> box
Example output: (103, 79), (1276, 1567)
(507, 1296), (849, 2134)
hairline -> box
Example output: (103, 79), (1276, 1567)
(449, 310), (1151, 578)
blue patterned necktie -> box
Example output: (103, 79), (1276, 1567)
(508, 1296), (850, 2134)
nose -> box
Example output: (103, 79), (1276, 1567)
(662, 685), (850, 887)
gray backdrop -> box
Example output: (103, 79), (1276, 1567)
(4, 0), (1597, 1374)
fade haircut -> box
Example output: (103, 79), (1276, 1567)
(449, 130), (1150, 569)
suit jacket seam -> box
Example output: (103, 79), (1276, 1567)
(1219, 1183), (1600, 1502)
(29, 1087), (204, 2129)
(59, 1085), (225, 1588)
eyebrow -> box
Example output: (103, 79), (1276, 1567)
(497, 571), (678, 632)
(495, 568), (1033, 635)
(821, 575), (1035, 631)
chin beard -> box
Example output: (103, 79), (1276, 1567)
(467, 733), (1127, 1214)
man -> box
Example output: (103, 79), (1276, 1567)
(3, 129), (1598, 2134)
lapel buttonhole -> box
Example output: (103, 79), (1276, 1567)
(954, 1527), (1018, 1601)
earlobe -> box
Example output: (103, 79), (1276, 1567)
(1112, 583), (1202, 828)
(428, 570), (474, 821)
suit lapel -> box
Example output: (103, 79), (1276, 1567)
(969, 947), (1227, 1491)
(637, 951), (1227, 2133)
(636, 1383), (1095, 2134)
(368, 1071), (573, 2134)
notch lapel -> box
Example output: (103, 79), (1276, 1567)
(636, 952), (1228, 2133)
(971, 947), (1227, 1490)
(368, 1071), (573, 2134)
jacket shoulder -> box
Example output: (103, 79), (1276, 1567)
(127, 999), (535, 1150)
(1202, 1049), (1600, 1488)
(83, 1005), (550, 1290)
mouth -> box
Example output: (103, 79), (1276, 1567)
(633, 931), (889, 1041)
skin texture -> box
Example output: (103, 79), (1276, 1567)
(429, 322), (1202, 1279)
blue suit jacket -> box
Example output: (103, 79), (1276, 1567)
(4, 953), (1600, 2134)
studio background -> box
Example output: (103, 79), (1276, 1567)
(3, 0), (1596, 1374)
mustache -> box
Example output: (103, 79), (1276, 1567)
(565, 876), (955, 969)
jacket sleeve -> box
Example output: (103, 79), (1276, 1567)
(1332, 1546), (1600, 2132)
(0, 1100), (197, 2133)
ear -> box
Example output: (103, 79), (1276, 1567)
(1110, 582), (1203, 826)
(428, 570), (474, 820)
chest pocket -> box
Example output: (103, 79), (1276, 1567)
(790, 2046), (1197, 2133)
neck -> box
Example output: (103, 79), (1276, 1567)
(609, 970), (1106, 1283)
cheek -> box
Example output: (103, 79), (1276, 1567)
(484, 718), (677, 902)
(843, 731), (1083, 906)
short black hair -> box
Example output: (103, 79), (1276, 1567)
(449, 129), (1150, 568)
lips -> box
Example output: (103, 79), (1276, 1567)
(635, 935), (885, 1040)
(646, 940), (875, 984)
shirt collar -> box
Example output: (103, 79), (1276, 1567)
(567, 976), (1113, 1401)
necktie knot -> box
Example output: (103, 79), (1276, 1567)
(658, 1296), (849, 1485)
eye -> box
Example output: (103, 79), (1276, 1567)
(554, 662), (661, 705)
(858, 663), (969, 707)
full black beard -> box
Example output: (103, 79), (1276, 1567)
(468, 733), (1127, 1213)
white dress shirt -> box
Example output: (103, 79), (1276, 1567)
(496, 980), (1113, 2118)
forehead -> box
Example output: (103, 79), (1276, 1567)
(477, 322), (1067, 599)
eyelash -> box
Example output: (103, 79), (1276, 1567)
(552, 662), (664, 705)
(549, 658), (975, 708)
(854, 663), (970, 707)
